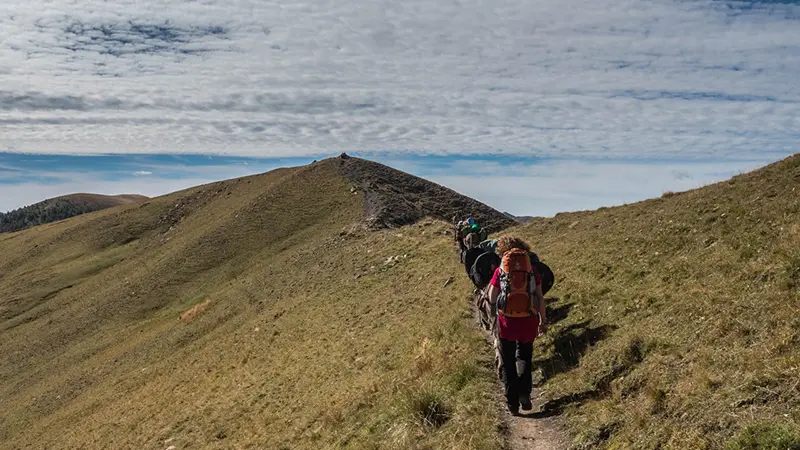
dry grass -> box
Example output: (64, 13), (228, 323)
(509, 153), (800, 449)
(0, 159), (503, 449)
(5, 153), (799, 450)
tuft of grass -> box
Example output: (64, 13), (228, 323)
(644, 385), (667, 415)
(404, 388), (452, 428)
(725, 424), (800, 450)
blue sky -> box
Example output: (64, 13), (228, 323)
(0, 0), (798, 214)
(0, 152), (781, 216)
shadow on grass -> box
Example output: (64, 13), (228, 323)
(535, 320), (616, 383)
(521, 315), (650, 419)
(524, 390), (603, 418)
(545, 299), (573, 325)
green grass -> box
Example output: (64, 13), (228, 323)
(725, 424), (800, 450)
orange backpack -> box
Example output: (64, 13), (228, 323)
(497, 249), (535, 318)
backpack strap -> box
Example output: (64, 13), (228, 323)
(527, 272), (541, 312)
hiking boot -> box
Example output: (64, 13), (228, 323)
(507, 403), (520, 415)
(519, 395), (533, 411)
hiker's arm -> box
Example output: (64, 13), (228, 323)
(536, 284), (547, 332)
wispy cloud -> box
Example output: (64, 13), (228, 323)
(0, 0), (796, 158)
(133, 170), (152, 176)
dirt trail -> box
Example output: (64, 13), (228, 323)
(504, 399), (569, 450)
(473, 306), (570, 450)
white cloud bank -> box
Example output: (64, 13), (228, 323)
(0, 177), (209, 213)
(0, 0), (797, 159)
(424, 159), (773, 217)
(0, 160), (286, 212)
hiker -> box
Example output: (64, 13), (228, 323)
(471, 223), (488, 242)
(463, 231), (481, 250)
(454, 217), (486, 262)
(453, 218), (472, 253)
(487, 236), (547, 414)
(462, 222), (487, 249)
(453, 221), (466, 261)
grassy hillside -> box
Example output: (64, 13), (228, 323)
(0, 158), (507, 449)
(0, 193), (148, 233)
(3, 153), (799, 450)
(517, 154), (800, 449)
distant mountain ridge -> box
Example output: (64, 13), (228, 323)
(0, 193), (148, 233)
(503, 211), (536, 223)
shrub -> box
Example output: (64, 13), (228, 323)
(405, 389), (451, 428)
(725, 424), (800, 450)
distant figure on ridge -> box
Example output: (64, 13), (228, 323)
(487, 235), (547, 415)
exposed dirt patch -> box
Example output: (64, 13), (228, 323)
(506, 409), (569, 450)
(180, 299), (211, 322)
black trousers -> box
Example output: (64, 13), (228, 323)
(499, 338), (533, 407)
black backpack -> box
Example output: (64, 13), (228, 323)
(470, 251), (501, 289)
(533, 261), (555, 296)
(463, 247), (487, 277)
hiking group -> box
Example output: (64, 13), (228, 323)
(454, 217), (555, 415)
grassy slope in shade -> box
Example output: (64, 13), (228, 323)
(0, 159), (503, 449)
(0, 193), (148, 233)
(519, 154), (800, 449)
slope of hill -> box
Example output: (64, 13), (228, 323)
(0, 193), (148, 233)
(0, 156), (512, 449)
(514, 154), (800, 448)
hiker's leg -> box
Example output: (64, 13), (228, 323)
(478, 292), (491, 330)
(517, 341), (534, 397)
(482, 303), (492, 331)
(499, 338), (520, 411)
(492, 321), (503, 380)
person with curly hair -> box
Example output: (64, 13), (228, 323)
(487, 235), (547, 414)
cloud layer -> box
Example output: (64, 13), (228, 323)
(0, 0), (797, 158)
